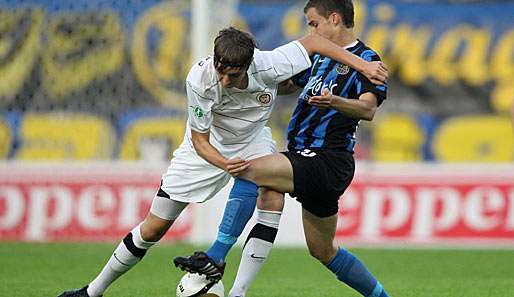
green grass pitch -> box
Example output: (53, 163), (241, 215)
(1, 242), (513, 297)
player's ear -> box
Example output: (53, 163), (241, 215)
(330, 12), (341, 26)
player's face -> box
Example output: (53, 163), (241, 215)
(305, 7), (337, 41)
(216, 66), (247, 88)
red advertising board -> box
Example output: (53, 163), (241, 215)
(1, 163), (514, 246)
(0, 164), (193, 242)
(337, 164), (514, 246)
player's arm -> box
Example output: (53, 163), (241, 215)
(297, 33), (387, 85)
(308, 89), (378, 121)
(191, 130), (249, 172)
(277, 68), (311, 95)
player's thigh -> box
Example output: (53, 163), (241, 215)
(256, 188), (284, 212)
(302, 208), (338, 264)
(245, 153), (294, 193)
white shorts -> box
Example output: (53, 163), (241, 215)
(158, 127), (276, 205)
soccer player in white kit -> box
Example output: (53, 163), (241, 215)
(57, 27), (387, 297)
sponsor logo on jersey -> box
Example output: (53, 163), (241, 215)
(336, 64), (350, 75)
(307, 76), (338, 96)
(193, 106), (204, 118)
(257, 92), (272, 104)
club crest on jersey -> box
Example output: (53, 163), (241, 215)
(193, 106), (204, 118)
(257, 92), (272, 104)
(336, 64), (350, 75)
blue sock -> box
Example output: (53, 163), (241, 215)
(206, 178), (258, 263)
(326, 248), (389, 297)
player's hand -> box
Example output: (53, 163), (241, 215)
(308, 88), (334, 108)
(225, 157), (250, 177)
(362, 61), (388, 85)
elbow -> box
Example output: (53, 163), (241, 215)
(298, 34), (320, 56)
(362, 107), (377, 121)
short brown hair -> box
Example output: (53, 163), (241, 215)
(213, 27), (256, 71)
(304, 0), (354, 29)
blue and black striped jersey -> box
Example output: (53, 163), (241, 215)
(287, 40), (387, 152)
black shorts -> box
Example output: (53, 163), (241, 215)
(281, 149), (355, 218)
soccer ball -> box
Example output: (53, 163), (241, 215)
(176, 273), (224, 297)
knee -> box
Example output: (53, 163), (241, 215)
(308, 245), (336, 264)
(140, 216), (172, 242)
(257, 190), (284, 211)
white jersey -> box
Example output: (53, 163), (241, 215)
(184, 40), (311, 157)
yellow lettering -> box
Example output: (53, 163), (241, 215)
(365, 4), (396, 58)
(458, 26), (491, 86)
(490, 30), (514, 114)
(390, 25), (431, 85)
(0, 9), (44, 100)
(353, 0), (366, 37)
(433, 115), (513, 162)
(491, 81), (514, 114)
(16, 113), (114, 160)
(428, 27), (461, 85)
(42, 12), (124, 98)
(0, 119), (12, 158)
(371, 113), (424, 162)
(429, 25), (490, 86)
(491, 30), (514, 82)
(132, 2), (190, 109)
(282, 4), (305, 39)
(119, 117), (186, 160)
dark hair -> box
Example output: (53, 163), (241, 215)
(304, 0), (354, 29)
(213, 27), (256, 71)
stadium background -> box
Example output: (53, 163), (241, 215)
(1, 1), (513, 296)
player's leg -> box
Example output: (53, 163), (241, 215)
(59, 141), (229, 296)
(58, 195), (188, 297)
(302, 209), (389, 297)
(174, 177), (259, 280)
(228, 189), (284, 297)
(206, 178), (258, 263)
(241, 153), (294, 193)
(174, 127), (283, 281)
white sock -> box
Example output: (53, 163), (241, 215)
(228, 210), (281, 297)
(87, 224), (156, 297)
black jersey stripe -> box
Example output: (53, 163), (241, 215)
(287, 57), (335, 149)
(303, 62), (353, 148)
(289, 59), (337, 150)
(286, 40), (386, 151)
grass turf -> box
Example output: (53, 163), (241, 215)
(1, 242), (513, 297)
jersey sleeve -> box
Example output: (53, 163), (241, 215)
(258, 40), (312, 84)
(355, 52), (387, 106)
(291, 66), (312, 88)
(186, 80), (215, 133)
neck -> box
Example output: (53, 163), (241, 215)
(332, 28), (356, 48)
